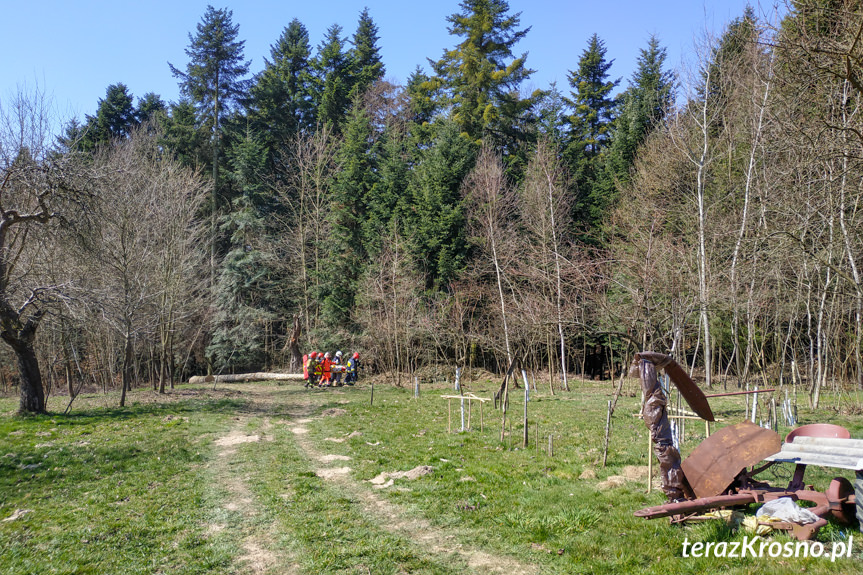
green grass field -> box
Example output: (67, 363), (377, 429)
(1, 376), (860, 574)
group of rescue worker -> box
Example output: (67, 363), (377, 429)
(302, 350), (361, 387)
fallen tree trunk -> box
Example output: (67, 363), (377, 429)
(188, 372), (305, 384)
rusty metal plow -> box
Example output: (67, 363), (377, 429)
(634, 421), (862, 540)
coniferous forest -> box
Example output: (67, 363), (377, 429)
(2, 0), (863, 414)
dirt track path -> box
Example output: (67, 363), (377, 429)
(211, 411), (299, 575)
(204, 384), (537, 574)
(281, 389), (538, 575)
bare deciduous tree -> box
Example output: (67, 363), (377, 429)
(464, 146), (517, 368)
(87, 128), (207, 405)
(0, 84), (92, 413)
(521, 138), (573, 390)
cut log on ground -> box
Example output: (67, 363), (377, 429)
(188, 372), (305, 384)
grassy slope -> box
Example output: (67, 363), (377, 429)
(0, 378), (860, 574)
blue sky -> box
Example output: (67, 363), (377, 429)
(3, 1), (770, 132)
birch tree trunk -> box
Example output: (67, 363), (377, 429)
(464, 147), (516, 370)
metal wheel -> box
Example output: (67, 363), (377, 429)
(827, 476), (856, 524)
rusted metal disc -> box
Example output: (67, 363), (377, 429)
(681, 421), (781, 499)
(635, 352), (714, 422)
(785, 423), (850, 443)
(826, 476), (856, 524)
(662, 360), (714, 422)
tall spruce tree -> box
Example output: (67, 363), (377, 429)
(247, 18), (314, 166)
(429, 0), (539, 147)
(93, 83), (138, 141)
(349, 8), (385, 99)
(311, 24), (353, 132)
(597, 35), (674, 228)
(71, 83), (138, 152)
(160, 99), (208, 168)
(565, 34), (619, 231)
(170, 5), (251, 283)
(170, 5), (250, 182)
(407, 120), (478, 290)
(319, 99), (377, 331)
(207, 133), (278, 371)
(364, 124), (410, 258)
(136, 92), (167, 124)
(613, 36), (674, 168)
(405, 67), (439, 147)
(703, 6), (757, 110)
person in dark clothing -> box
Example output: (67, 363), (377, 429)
(345, 352), (360, 384)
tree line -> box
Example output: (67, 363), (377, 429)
(2, 0), (862, 414)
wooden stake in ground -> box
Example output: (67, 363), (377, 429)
(601, 352), (631, 467)
(536, 422), (540, 456)
(448, 399), (452, 433)
(602, 399), (612, 467)
(495, 356), (520, 408)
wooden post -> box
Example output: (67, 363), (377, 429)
(771, 397), (777, 431)
(680, 386), (686, 446)
(448, 398), (452, 433)
(480, 400), (484, 432)
(602, 399), (613, 467)
(370, 383), (374, 406)
(751, 386), (759, 424)
(536, 422), (540, 456)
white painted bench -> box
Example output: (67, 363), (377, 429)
(765, 435), (863, 528)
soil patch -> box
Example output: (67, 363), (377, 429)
(324, 430), (362, 443)
(622, 465), (648, 480)
(597, 476), (627, 489)
(318, 454), (352, 463)
(214, 431), (260, 448)
(316, 466), (352, 479)
(369, 465), (435, 486)
(239, 540), (278, 574)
